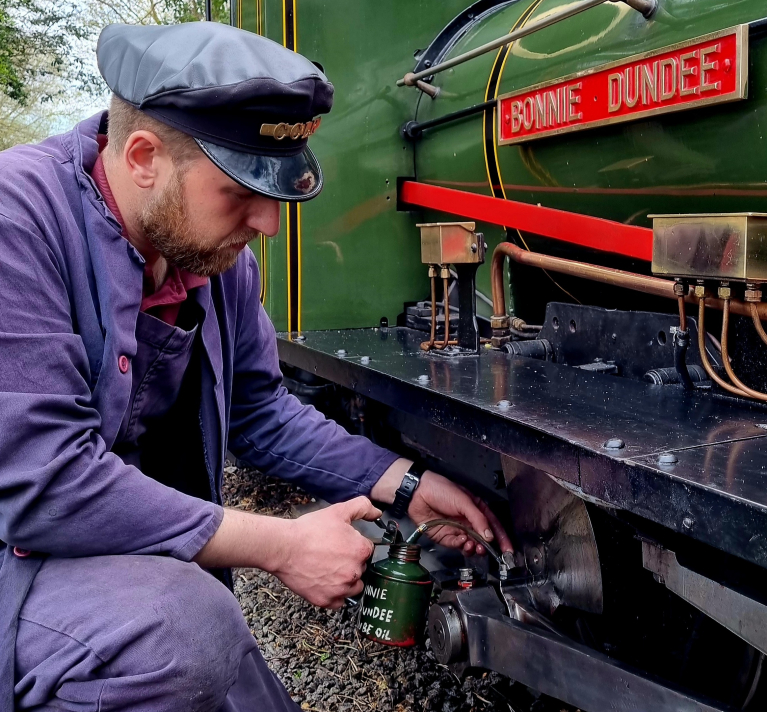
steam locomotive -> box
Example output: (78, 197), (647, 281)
(231, 1), (767, 709)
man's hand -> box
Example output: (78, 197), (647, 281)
(194, 497), (381, 609)
(370, 459), (513, 556)
(272, 497), (381, 609)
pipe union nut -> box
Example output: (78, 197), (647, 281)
(718, 286), (732, 300)
(491, 315), (510, 330)
(491, 335), (511, 348)
(745, 288), (763, 303)
(693, 285), (708, 299)
(673, 282), (687, 297)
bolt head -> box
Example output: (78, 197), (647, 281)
(471, 243), (478, 253)
(682, 516), (694, 530)
(360, 356), (370, 365)
(417, 374), (431, 384)
(497, 399), (512, 410)
(604, 438), (625, 450)
(294, 335), (306, 343)
(658, 452), (678, 465)
(336, 349), (347, 357)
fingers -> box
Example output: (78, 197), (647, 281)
(477, 499), (514, 553)
(339, 496), (383, 523)
(452, 490), (494, 543)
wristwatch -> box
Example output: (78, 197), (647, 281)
(389, 460), (426, 518)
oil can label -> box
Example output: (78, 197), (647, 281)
(359, 583), (396, 642)
(498, 24), (747, 146)
(358, 577), (432, 646)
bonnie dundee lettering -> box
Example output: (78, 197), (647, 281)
(608, 43), (722, 113)
(508, 41), (724, 134)
(511, 82), (583, 133)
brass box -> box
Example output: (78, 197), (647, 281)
(418, 222), (484, 265)
(650, 213), (767, 282)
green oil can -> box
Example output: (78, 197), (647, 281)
(358, 543), (433, 647)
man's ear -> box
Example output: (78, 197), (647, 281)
(122, 130), (170, 189)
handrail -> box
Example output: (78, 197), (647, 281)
(397, 0), (657, 89)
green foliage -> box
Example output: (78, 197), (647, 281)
(0, 0), (99, 106)
(0, 0), (232, 150)
(164, 0), (230, 24)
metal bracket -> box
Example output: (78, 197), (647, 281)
(642, 540), (767, 656)
(430, 585), (728, 711)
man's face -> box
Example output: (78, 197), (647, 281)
(139, 152), (281, 277)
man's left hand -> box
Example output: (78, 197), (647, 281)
(370, 459), (513, 556)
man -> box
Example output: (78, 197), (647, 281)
(0, 21), (512, 712)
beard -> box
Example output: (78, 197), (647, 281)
(139, 171), (259, 277)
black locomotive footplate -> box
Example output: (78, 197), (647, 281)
(277, 327), (767, 571)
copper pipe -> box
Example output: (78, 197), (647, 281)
(420, 273), (437, 352)
(751, 302), (767, 348)
(720, 300), (767, 401)
(434, 275), (451, 350)
(491, 242), (767, 321)
(697, 299), (748, 398)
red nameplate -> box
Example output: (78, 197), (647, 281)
(498, 25), (748, 146)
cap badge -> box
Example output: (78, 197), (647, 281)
(260, 117), (322, 141)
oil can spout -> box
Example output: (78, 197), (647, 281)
(406, 519), (504, 567)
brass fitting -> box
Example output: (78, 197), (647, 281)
(439, 265), (450, 279)
(673, 281), (687, 298)
(427, 265), (437, 278)
(693, 284), (711, 299)
(717, 283), (732, 300)
(491, 315), (510, 330)
(510, 317), (528, 331)
(745, 283), (763, 303)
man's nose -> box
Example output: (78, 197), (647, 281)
(245, 197), (281, 237)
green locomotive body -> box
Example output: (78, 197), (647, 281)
(232, 2), (767, 710)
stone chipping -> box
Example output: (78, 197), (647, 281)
(224, 463), (578, 712)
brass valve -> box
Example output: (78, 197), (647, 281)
(745, 283), (763, 303)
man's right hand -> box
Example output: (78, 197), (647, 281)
(193, 496), (381, 609)
(274, 496), (381, 608)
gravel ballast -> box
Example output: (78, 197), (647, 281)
(224, 463), (577, 712)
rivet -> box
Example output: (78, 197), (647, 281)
(497, 399), (511, 410)
(658, 452), (678, 465)
(360, 356), (370, 365)
(682, 516), (694, 530)
(604, 438), (625, 450)
(418, 374), (431, 384)
(337, 349), (347, 358)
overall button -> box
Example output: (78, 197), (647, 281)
(118, 355), (130, 373)
(13, 547), (31, 558)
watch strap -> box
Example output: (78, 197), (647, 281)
(389, 460), (426, 518)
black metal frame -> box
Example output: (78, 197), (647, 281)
(434, 586), (731, 712)
(278, 327), (767, 571)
